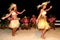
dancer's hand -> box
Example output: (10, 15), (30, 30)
(45, 5), (52, 12)
(19, 9), (26, 14)
(23, 9), (26, 12)
(50, 6), (52, 9)
(2, 17), (5, 20)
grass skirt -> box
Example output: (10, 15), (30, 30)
(9, 20), (20, 28)
(37, 18), (50, 29)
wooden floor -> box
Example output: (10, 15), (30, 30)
(0, 28), (60, 40)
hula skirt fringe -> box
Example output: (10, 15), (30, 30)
(37, 18), (50, 29)
(9, 20), (20, 28)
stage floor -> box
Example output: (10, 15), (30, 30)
(0, 28), (60, 40)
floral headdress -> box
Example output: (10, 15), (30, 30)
(8, 3), (16, 11)
(37, 1), (50, 9)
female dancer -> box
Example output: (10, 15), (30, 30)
(36, 1), (52, 39)
(2, 3), (26, 36)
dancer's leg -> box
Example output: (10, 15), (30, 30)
(41, 28), (47, 39)
(12, 28), (17, 36)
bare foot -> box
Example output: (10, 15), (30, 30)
(12, 34), (15, 36)
(41, 36), (45, 39)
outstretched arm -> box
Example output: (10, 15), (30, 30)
(45, 6), (52, 12)
(2, 11), (12, 20)
(18, 9), (26, 14)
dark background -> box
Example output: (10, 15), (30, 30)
(0, 0), (60, 19)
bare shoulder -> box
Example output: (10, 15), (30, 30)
(41, 9), (44, 12)
(10, 11), (14, 14)
(11, 11), (14, 13)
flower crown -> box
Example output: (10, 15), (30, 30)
(8, 3), (16, 11)
(37, 1), (50, 9)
